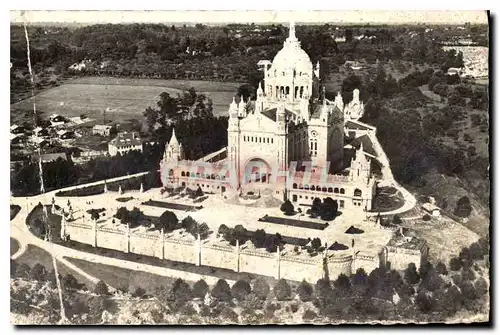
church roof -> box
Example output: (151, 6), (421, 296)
(349, 135), (377, 157)
(261, 107), (294, 122)
(270, 22), (313, 75)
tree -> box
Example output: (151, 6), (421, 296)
(231, 279), (252, 301)
(193, 279), (209, 299)
(94, 280), (109, 295)
(469, 242), (483, 260)
(211, 279), (232, 302)
(334, 273), (351, 293)
(454, 196), (472, 218)
(450, 257), (462, 271)
(311, 238), (322, 251)
(86, 296), (106, 323)
(274, 279), (291, 301)
(297, 280), (314, 302)
(169, 278), (193, 308)
(436, 262), (448, 275)
(310, 198), (322, 217)
(416, 290), (435, 313)
(404, 263), (420, 285)
(133, 287), (146, 298)
(264, 233), (282, 253)
(280, 199), (294, 216)
(115, 207), (129, 222)
(475, 277), (489, 297)
(158, 210), (179, 232)
(321, 197), (338, 220)
(195, 186), (204, 198)
(253, 278), (270, 300)
(15, 263), (30, 278)
(352, 268), (368, 286)
(252, 229), (267, 248)
(218, 224), (230, 237)
(29, 263), (46, 281)
(420, 268), (444, 292)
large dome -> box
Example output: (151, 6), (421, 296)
(269, 22), (313, 75)
(271, 43), (313, 74)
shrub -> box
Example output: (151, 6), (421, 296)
(242, 292), (264, 310)
(273, 279), (291, 301)
(29, 263), (46, 282)
(252, 229), (267, 248)
(291, 303), (299, 313)
(393, 215), (403, 225)
(220, 307), (239, 323)
(311, 238), (322, 251)
(158, 210), (179, 232)
(475, 277), (488, 297)
(422, 214), (431, 221)
(15, 263), (30, 278)
(169, 278), (193, 307)
(297, 280), (314, 302)
(334, 273), (351, 292)
(449, 257), (462, 271)
(280, 200), (294, 215)
(461, 268), (476, 281)
(264, 233), (282, 253)
(94, 280), (109, 295)
(404, 263), (420, 285)
(211, 279), (232, 302)
(231, 280), (252, 301)
(218, 224), (230, 236)
(454, 196), (472, 218)
(86, 296), (106, 322)
(193, 279), (209, 299)
(63, 274), (79, 290)
(416, 290), (435, 313)
(253, 278), (270, 300)
(469, 242), (483, 260)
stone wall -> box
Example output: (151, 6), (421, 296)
(65, 223), (381, 282)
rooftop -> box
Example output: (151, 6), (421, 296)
(349, 135), (377, 157)
(35, 152), (67, 163)
(110, 132), (142, 147)
(261, 107), (295, 122)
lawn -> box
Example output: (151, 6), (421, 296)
(11, 77), (240, 122)
(15, 244), (54, 271)
(10, 238), (20, 257)
(258, 215), (329, 230)
(142, 200), (202, 212)
(63, 257), (178, 294)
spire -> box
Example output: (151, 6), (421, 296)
(169, 127), (179, 147)
(289, 21), (296, 39)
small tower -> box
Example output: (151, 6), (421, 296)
(335, 92), (344, 111)
(163, 127), (184, 163)
(349, 143), (371, 182)
(237, 96), (246, 117)
(314, 61), (320, 78)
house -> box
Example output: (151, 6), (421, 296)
(36, 152), (67, 163)
(447, 67), (464, 76)
(334, 36), (346, 43)
(57, 129), (75, 140)
(108, 132), (143, 156)
(93, 125), (113, 136)
(10, 133), (24, 145)
(33, 127), (49, 137)
(10, 124), (25, 134)
(32, 137), (50, 147)
(50, 114), (67, 127)
(422, 203), (441, 218)
(72, 150), (107, 164)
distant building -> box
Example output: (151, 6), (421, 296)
(33, 127), (49, 137)
(447, 67), (464, 76)
(10, 133), (23, 145)
(93, 125), (113, 136)
(422, 202), (441, 217)
(49, 114), (67, 127)
(10, 124), (25, 134)
(72, 150), (108, 164)
(57, 129), (75, 140)
(32, 137), (50, 147)
(108, 132), (143, 156)
(334, 36), (346, 43)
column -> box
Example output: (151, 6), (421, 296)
(60, 215), (66, 241)
(125, 223), (130, 253)
(235, 239), (240, 273)
(92, 216), (97, 247)
(275, 247), (281, 280)
(159, 229), (165, 259)
(195, 233), (201, 266)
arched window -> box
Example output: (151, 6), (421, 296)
(196, 173), (200, 178)
(322, 187), (327, 192)
(328, 187), (333, 193)
(181, 171), (186, 177)
(169, 169), (174, 176)
(300, 86), (304, 98)
(186, 172), (190, 177)
(293, 183), (298, 189)
(286, 86), (290, 96)
(354, 189), (362, 197)
(340, 188), (345, 194)
(295, 86), (299, 98)
(299, 184), (303, 189)
(334, 187), (339, 193)
(216, 175), (220, 180)
(304, 184), (309, 190)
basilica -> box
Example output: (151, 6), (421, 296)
(161, 22), (376, 212)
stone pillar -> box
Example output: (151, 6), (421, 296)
(125, 223), (130, 253)
(235, 239), (240, 273)
(92, 217), (97, 247)
(275, 247), (281, 280)
(60, 215), (66, 240)
(159, 229), (165, 259)
(104, 182), (108, 193)
(118, 185), (123, 195)
(194, 233), (201, 266)
(140, 183), (144, 193)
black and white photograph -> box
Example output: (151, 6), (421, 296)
(8, 9), (490, 325)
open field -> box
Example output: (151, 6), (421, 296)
(10, 77), (241, 124)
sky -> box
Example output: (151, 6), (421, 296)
(10, 10), (488, 25)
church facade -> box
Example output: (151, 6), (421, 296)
(161, 22), (376, 212)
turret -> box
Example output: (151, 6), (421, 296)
(314, 61), (320, 78)
(350, 142), (370, 182)
(335, 92), (344, 111)
(257, 81), (264, 97)
(238, 96), (246, 117)
(163, 127), (184, 163)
